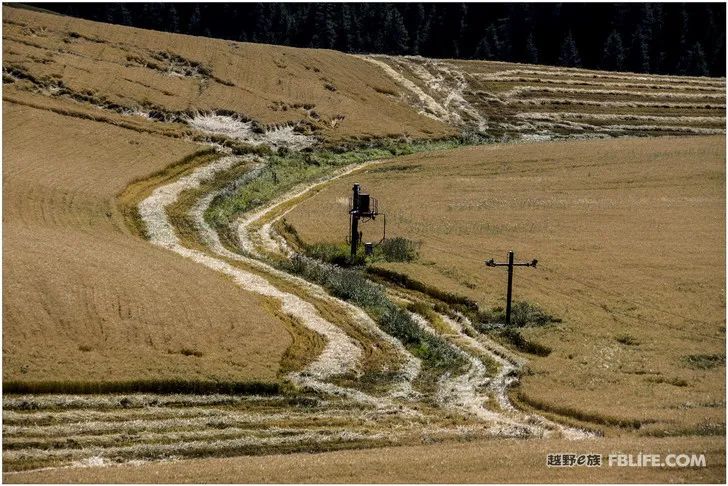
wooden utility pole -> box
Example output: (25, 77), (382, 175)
(350, 183), (361, 259)
(485, 251), (538, 325)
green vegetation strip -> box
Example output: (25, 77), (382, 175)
(4, 380), (281, 395)
(283, 255), (465, 371)
(205, 137), (474, 236)
(202, 137), (487, 373)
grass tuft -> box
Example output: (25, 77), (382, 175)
(615, 333), (640, 346)
(681, 353), (725, 370)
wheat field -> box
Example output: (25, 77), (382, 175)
(3, 102), (291, 384)
(284, 135), (726, 436)
(2, 4), (725, 482)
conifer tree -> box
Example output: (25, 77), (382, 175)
(188, 5), (201, 35)
(558, 30), (581, 67)
(687, 42), (709, 76)
(525, 33), (539, 64)
(601, 30), (625, 71)
(383, 7), (409, 54)
(628, 26), (650, 73)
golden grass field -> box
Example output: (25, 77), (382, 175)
(2, 100), (291, 384)
(7, 435), (725, 483)
(2, 4), (726, 482)
(285, 136), (726, 436)
(2, 6), (452, 141)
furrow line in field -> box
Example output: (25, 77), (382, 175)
(514, 111), (725, 125)
(4, 408), (385, 437)
(2, 393), (305, 411)
(475, 75), (726, 92)
(355, 55), (452, 124)
(4, 422), (395, 452)
(501, 85), (725, 100)
(505, 97), (726, 110)
(480, 68), (726, 86)
(3, 429), (390, 464)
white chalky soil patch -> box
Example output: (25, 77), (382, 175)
(184, 113), (316, 150)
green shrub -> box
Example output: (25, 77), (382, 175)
(681, 353), (725, 370)
(283, 255), (464, 370)
(474, 301), (560, 331)
(305, 242), (363, 266)
(377, 237), (419, 262)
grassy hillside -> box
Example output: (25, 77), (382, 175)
(284, 136), (726, 435)
(2, 4), (725, 480)
(2, 102), (291, 385)
(2, 6), (452, 142)
(369, 55), (725, 138)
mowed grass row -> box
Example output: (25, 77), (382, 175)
(2, 393), (373, 471)
(373, 56), (725, 138)
(2, 390), (490, 472)
(479, 65), (725, 136)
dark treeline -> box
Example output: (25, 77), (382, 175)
(35, 3), (726, 77)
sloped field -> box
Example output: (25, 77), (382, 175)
(367, 55), (725, 138)
(2, 6), (452, 141)
(2, 5), (725, 482)
(283, 136), (726, 437)
(2, 103), (291, 385)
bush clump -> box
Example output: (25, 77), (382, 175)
(284, 255), (464, 370)
(681, 353), (725, 370)
(305, 242), (363, 266)
(378, 237), (419, 262)
(615, 333), (640, 346)
(474, 301), (560, 331)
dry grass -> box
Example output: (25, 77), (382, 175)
(284, 136), (726, 435)
(3, 5), (726, 479)
(2, 102), (291, 384)
(372, 56), (725, 139)
(2, 6), (452, 141)
(6, 436), (724, 483)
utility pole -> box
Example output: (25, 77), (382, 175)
(350, 183), (361, 259)
(485, 251), (538, 325)
(349, 183), (379, 262)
